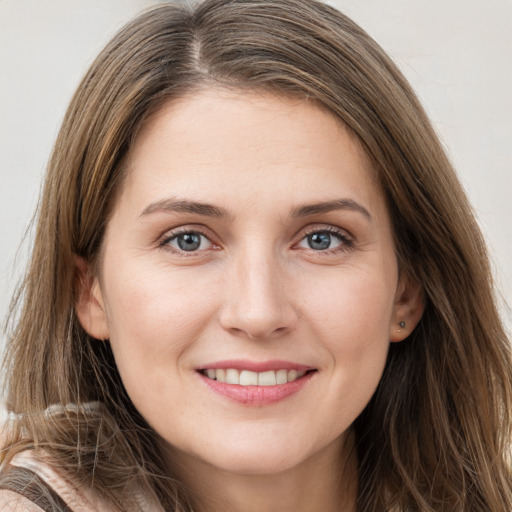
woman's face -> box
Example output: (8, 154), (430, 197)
(78, 89), (420, 478)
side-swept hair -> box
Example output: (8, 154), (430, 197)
(2, 1), (511, 510)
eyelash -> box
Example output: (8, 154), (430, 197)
(158, 225), (354, 256)
(158, 227), (216, 256)
(297, 226), (354, 254)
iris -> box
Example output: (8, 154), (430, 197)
(177, 232), (202, 251)
(307, 232), (332, 250)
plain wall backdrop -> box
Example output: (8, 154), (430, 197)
(1, 0), (511, 405)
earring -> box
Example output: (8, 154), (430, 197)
(397, 321), (406, 333)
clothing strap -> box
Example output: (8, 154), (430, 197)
(0, 465), (73, 512)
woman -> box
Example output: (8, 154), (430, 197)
(1, 0), (511, 510)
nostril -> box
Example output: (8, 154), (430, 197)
(247, 325), (290, 340)
(218, 295), (298, 340)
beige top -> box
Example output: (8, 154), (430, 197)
(0, 450), (164, 512)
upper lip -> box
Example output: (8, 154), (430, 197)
(198, 359), (314, 373)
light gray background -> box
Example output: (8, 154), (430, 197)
(1, 1), (511, 419)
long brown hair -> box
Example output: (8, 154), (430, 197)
(2, 1), (511, 510)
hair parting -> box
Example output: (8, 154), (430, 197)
(2, 1), (511, 510)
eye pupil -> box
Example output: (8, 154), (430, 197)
(308, 232), (331, 250)
(177, 233), (201, 251)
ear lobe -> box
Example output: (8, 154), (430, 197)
(389, 272), (424, 342)
(74, 256), (109, 340)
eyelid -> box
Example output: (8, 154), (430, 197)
(295, 224), (354, 242)
(301, 224), (352, 238)
(157, 225), (220, 254)
(155, 223), (355, 256)
(292, 224), (355, 252)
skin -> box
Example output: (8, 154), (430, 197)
(77, 89), (423, 512)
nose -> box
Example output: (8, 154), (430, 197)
(219, 251), (298, 340)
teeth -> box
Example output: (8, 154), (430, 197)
(203, 368), (307, 385)
(258, 370), (276, 386)
(288, 369), (298, 382)
(240, 370), (258, 386)
(276, 369), (288, 385)
(225, 369), (239, 385)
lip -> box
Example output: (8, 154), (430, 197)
(198, 359), (313, 373)
(197, 360), (316, 406)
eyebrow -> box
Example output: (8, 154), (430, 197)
(140, 199), (229, 218)
(139, 197), (371, 221)
(291, 199), (372, 221)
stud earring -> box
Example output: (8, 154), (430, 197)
(397, 321), (406, 333)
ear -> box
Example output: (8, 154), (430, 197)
(74, 256), (110, 340)
(389, 272), (424, 342)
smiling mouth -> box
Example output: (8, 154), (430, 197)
(199, 368), (316, 386)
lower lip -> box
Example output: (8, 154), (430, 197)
(199, 371), (315, 405)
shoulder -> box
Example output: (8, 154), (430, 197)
(0, 450), (119, 512)
(0, 456), (74, 511)
(0, 490), (45, 511)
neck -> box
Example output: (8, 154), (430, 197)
(167, 433), (358, 512)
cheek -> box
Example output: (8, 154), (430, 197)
(102, 260), (221, 366)
(102, 265), (223, 416)
(304, 265), (396, 344)
(301, 268), (394, 419)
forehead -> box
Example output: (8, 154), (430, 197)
(118, 88), (383, 218)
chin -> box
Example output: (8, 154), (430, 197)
(203, 447), (308, 476)
(195, 428), (337, 477)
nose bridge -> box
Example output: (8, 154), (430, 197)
(220, 241), (296, 339)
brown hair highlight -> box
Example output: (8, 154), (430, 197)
(2, 1), (511, 510)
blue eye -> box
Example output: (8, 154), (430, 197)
(297, 229), (348, 251)
(308, 232), (332, 250)
(166, 231), (212, 252)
